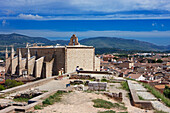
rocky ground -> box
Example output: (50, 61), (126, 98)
(35, 81), (155, 113)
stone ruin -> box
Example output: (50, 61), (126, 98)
(70, 80), (84, 85)
(88, 82), (107, 91)
(104, 92), (123, 102)
(0, 88), (43, 110)
(13, 88), (42, 99)
(73, 84), (84, 91)
(69, 74), (96, 80)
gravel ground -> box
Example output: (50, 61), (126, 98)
(35, 79), (70, 91)
(35, 91), (128, 113)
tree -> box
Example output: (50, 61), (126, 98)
(156, 59), (163, 63)
(163, 85), (170, 99)
(0, 85), (5, 91)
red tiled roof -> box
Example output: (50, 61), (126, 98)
(127, 74), (142, 79)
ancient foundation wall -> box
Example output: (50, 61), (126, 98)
(127, 80), (153, 110)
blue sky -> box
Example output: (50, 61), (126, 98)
(0, 0), (170, 45)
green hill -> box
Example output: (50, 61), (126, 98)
(0, 33), (169, 52)
(80, 37), (167, 51)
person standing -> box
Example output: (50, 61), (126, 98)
(76, 66), (80, 74)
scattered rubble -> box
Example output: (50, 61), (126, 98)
(70, 80), (84, 85)
(69, 74), (96, 80)
(104, 92), (123, 101)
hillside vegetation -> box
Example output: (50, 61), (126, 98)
(0, 33), (169, 52)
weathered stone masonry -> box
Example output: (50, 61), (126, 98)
(5, 34), (100, 78)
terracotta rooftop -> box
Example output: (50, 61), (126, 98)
(155, 84), (170, 89)
(127, 74), (142, 79)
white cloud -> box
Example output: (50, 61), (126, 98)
(1, 14), (170, 20)
(0, 0), (170, 20)
(70, 0), (170, 12)
(0, 0), (170, 15)
(18, 14), (43, 20)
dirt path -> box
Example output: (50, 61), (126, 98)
(36, 91), (128, 113)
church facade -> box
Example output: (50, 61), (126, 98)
(5, 34), (100, 78)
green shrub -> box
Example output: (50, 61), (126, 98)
(92, 99), (127, 110)
(121, 81), (129, 91)
(156, 59), (163, 63)
(0, 85), (5, 91)
(101, 78), (109, 82)
(118, 112), (128, 113)
(154, 110), (168, 113)
(138, 95), (145, 100)
(34, 105), (42, 110)
(42, 91), (65, 106)
(93, 99), (113, 109)
(5, 79), (23, 88)
(13, 97), (29, 102)
(143, 83), (170, 107)
(112, 103), (127, 110)
(43, 98), (53, 105)
(163, 85), (170, 99)
(98, 110), (116, 113)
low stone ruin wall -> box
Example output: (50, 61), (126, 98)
(0, 89), (70, 113)
(0, 77), (54, 97)
(88, 82), (107, 91)
(104, 92), (123, 102)
(79, 70), (112, 74)
(127, 80), (153, 110)
(69, 74), (95, 80)
(0, 72), (75, 97)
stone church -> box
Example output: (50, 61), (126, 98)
(5, 34), (100, 78)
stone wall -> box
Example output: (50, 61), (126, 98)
(11, 57), (18, 75)
(66, 47), (94, 73)
(28, 56), (36, 75)
(18, 46), (97, 77)
(127, 80), (153, 110)
(35, 57), (44, 78)
(95, 56), (100, 71)
(88, 82), (107, 91)
(20, 48), (65, 75)
(21, 59), (26, 70)
(43, 59), (54, 78)
(52, 48), (65, 75)
(5, 57), (10, 74)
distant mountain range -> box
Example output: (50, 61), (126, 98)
(0, 33), (169, 52)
